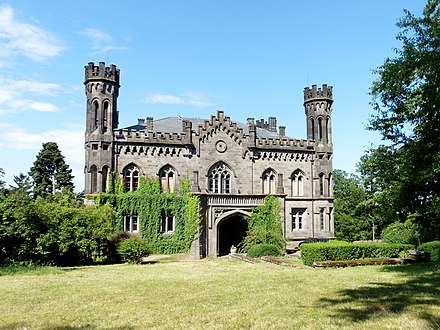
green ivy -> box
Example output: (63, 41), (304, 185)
(95, 174), (201, 254)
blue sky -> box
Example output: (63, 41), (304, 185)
(0, 0), (426, 192)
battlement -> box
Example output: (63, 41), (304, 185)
(85, 62), (120, 84)
(304, 84), (332, 101)
(115, 128), (192, 145)
(254, 136), (314, 150)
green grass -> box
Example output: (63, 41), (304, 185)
(0, 259), (439, 329)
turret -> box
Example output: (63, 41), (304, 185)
(304, 84), (333, 147)
(84, 62), (120, 194)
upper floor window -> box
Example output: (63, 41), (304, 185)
(291, 170), (304, 196)
(208, 163), (231, 194)
(328, 173), (333, 197)
(159, 166), (176, 193)
(123, 165), (140, 191)
(90, 165), (98, 193)
(319, 173), (325, 196)
(262, 169), (276, 194)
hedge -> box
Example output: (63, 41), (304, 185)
(418, 241), (440, 262)
(247, 244), (282, 258)
(300, 241), (414, 266)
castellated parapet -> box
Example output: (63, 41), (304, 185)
(304, 84), (333, 101)
(85, 62), (120, 85)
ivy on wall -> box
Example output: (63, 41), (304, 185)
(95, 175), (202, 254)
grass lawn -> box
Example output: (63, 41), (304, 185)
(0, 258), (439, 329)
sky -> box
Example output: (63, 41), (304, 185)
(0, 0), (427, 192)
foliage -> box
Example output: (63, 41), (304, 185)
(106, 231), (132, 263)
(246, 244), (282, 258)
(240, 196), (285, 253)
(418, 241), (440, 262)
(95, 176), (202, 254)
(10, 173), (32, 195)
(0, 189), (119, 266)
(29, 142), (74, 197)
(381, 220), (422, 246)
(117, 235), (151, 263)
(333, 169), (376, 241)
(0, 168), (5, 188)
(300, 241), (414, 266)
(363, 0), (440, 241)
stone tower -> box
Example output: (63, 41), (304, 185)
(84, 62), (120, 194)
(304, 84), (333, 148)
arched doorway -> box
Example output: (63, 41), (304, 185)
(217, 214), (248, 256)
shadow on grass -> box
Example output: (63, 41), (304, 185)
(320, 263), (440, 328)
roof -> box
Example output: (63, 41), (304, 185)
(122, 116), (282, 139)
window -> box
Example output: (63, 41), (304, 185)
(262, 169), (276, 194)
(90, 165), (98, 193)
(92, 144), (98, 150)
(159, 166), (176, 193)
(93, 100), (99, 129)
(161, 211), (174, 233)
(328, 173), (333, 197)
(103, 101), (109, 133)
(291, 208), (306, 230)
(124, 215), (138, 233)
(102, 165), (109, 192)
(318, 117), (323, 141)
(319, 173), (325, 196)
(123, 165), (140, 191)
(208, 163), (231, 193)
(320, 208), (325, 231)
(291, 170), (304, 196)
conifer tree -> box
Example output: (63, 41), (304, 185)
(29, 142), (74, 197)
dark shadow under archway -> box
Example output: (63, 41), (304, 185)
(217, 215), (248, 256)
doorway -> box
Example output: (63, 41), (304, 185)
(217, 214), (248, 256)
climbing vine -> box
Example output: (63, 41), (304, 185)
(94, 174), (202, 254)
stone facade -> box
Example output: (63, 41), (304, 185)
(84, 62), (334, 258)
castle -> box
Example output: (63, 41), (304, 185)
(84, 62), (334, 258)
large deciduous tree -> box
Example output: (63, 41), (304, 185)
(362, 0), (440, 241)
(29, 142), (74, 197)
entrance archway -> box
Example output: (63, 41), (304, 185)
(217, 215), (248, 256)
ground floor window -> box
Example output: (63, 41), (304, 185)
(291, 208), (306, 230)
(161, 211), (175, 234)
(124, 215), (139, 233)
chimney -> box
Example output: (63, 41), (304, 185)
(279, 126), (286, 137)
(146, 117), (154, 131)
(138, 118), (145, 125)
(268, 117), (277, 132)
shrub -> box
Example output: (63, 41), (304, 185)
(381, 220), (421, 246)
(418, 241), (440, 262)
(300, 241), (413, 266)
(247, 244), (282, 258)
(106, 231), (132, 263)
(117, 235), (151, 263)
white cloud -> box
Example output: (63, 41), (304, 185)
(144, 92), (213, 107)
(80, 28), (127, 55)
(0, 76), (62, 114)
(0, 122), (84, 190)
(0, 4), (64, 61)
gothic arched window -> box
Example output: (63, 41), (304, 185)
(102, 165), (109, 192)
(123, 165), (140, 191)
(93, 100), (99, 129)
(291, 170), (305, 196)
(262, 169), (276, 194)
(319, 173), (325, 196)
(90, 165), (98, 193)
(103, 101), (109, 133)
(328, 173), (333, 197)
(159, 165), (176, 193)
(208, 163), (231, 194)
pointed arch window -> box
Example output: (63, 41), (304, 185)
(208, 163), (231, 194)
(159, 166), (176, 193)
(93, 100), (99, 129)
(318, 117), (323, 141)
(319, 173), (325, 196)
(123, 165), (140, 191)
(291, 170), (305, 196)
(103, 101), (109, 133)
(262, 169), (276, 194)
(102, 165), (109, 192)
(90, 165), (98, 193)
(328, 173), (333, 197)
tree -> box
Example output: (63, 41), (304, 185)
(29, 142), (74, 197)
(0, 168), (5, 188)
(365, 0), (440, 241)
(333, 170), (375, 242)
(11, 173), (32, 195)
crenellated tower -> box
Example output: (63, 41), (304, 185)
(304, 84), (333, 148)
(84, 62), (120, 194)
